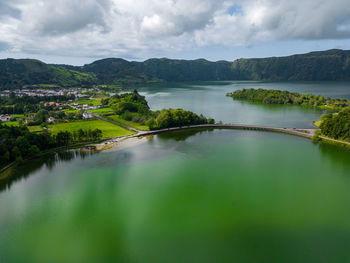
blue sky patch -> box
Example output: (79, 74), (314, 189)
(227, 4), (243, 16)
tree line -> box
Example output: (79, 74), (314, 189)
(228, 88), (350, 142)
(0, 124), (102, 168)
(146, 109), (215, 130)
(320, 108), (350, 141)
(228, 88), (350, 110)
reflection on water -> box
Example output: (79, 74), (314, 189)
(318, 141), (350, 171)
(235, 99), (324, 114)
(157, 128), (215, 141)
(1, 80), (350, 263)
(0, 150), (95, 192)
(1, 130), (350, 262)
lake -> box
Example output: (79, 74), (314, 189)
(139, 81), (350, 128)
(1, 81), (350, 263)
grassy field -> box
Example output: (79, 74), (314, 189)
(28, 126), (44, 133)
(107, 115), (149, 131)
(74, 99), (102, 106)
(64, 109), (80, 113)
(47, 120), (135, 138)
(13, 114), (25, 119)
(2, 121), (20, 127)
(88, 108), (114, 114)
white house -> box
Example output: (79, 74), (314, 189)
(0, 115), (11, 122)
(83, 112), (93, 119)
(47, 117), (56, 124)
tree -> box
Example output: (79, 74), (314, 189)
(11, 146), (20, 159)
(28, 145), (40, 156)
(145, 118), (156, 130)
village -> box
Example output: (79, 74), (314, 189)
(0, 86), (96, 98)
(0, 85), (124, 138)
(0, 99), (101, 124)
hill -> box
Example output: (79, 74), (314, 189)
(79, 49), (350, 82)
(1, 49), (350, 89)
(231, 49), (350, 81)
(0, 59), (97, 89)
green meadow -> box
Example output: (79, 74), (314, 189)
(27, 120), (135, 138)
(28, 126), (44, 133)
(107, 115), (149, 131)
(2, 121), (20, 127)
(74, 99), (102, 106)
(87, 108), (114, 114)
(47, 120), (135, 138)
(64, 109), (80, 113)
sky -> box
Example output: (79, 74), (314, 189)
(0, 0), (350, 65)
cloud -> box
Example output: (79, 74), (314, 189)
(0, 0), (350, 60)
(20, 0), (112, 35)
(0, 1), (21, 20)
(195, 0), (350, 47)
(0, 41), (10, 51)
(138, 0), (224, 38)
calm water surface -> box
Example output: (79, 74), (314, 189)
(138, 81), (350, 128)
(1, 82), (350, 263)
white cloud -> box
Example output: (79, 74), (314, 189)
(0, 0), (350, 60)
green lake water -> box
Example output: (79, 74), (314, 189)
(1, 82), (350, 262)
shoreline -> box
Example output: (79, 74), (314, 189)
(94, 135), (151, 152)
(0, 138), (111, 178)
(2, 123), (349, 180)
(319, 136), (350, 148)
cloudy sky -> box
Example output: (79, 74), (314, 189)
(0, 0), (350, 65)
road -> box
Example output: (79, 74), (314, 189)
(93, 113), (318, 143)
(134, 124), (317, 139)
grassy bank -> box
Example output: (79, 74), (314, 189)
(313, 120), (322, 127)
(107, 115), (150, 131)
(319, 136), (350, 148)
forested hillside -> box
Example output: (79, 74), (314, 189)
(231, 49), (350, 81)
(1, 49), (350, 89)
(0, 59), (97, 89)
(80, 49), (350, 82)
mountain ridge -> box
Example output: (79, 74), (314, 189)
(1, 49), (350, 89)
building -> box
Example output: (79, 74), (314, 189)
(47, 117), (56, 124)
(0, 115), (11, 122)
(44, 102), (60, 107)
(83, 112), (93, 119)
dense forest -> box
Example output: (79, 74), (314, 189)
(80, 58), (234, 84)
(228, 88), (350, 110)
(231, 49), (350, 81)
(0, 124), (102, 169)
(1, 49), (350, 89)
(320, 108), (350, 141)
(146, 109), (215, 130)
